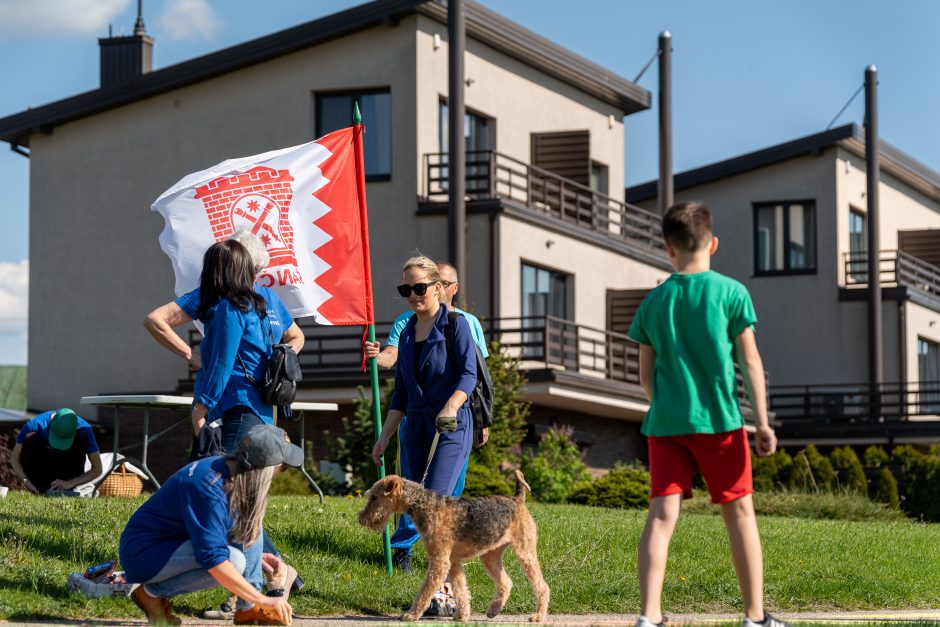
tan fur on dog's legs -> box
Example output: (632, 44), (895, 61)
(448, 562), (471, 621)
(480, 546), (513, 618)
(401, 556), (450, 622)
(511, 530), (549, 623)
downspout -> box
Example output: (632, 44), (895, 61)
(489, 209), (500, 343)
(898, 298), (907, 393)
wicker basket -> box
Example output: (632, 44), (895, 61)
(99, 464), (143, 498)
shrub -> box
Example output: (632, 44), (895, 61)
(683, 489), (904, 522)
(520, 425), (590, 503)
(327, 380), (398, 493)
(463, 458), (513, 497)
(466, 342), (530, 491)
(829, 446), (867, 494)
(903, 454), (940, 522)
(790, 444), (836, 492)
(568, 464), (649, 509)
(752, 449), (792, 491)
(872, 467), (900, 509)
(270, 442), (339, 496)
(890, 444), (924, 469)
(863, 445), (889, 468)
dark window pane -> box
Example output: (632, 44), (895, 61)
(754, 201), (816, 273)
(317, 90), (390, 180)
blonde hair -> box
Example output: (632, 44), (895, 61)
(226, 465), (276, 546)
(402, 255), (446, 303)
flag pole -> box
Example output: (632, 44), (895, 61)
(353, 102), (393, 576)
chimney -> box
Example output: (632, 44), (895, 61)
(98, 0), (153, 87)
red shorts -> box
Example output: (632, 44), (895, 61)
(647, 428), (753, 504)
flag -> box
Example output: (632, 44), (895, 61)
(151, 127), (374, 326)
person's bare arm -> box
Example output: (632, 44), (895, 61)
(364, 341), (399, 370)
(372, 409), (405, 465)
(10, 442), (39, 494)
(51, 452), (103, 490)
(639, 344), (655, 402)
(280, 322), (304, 354)
(208, 560), (292, 622)
(144, 303), (198, 369)
(734, 326), (776, 456)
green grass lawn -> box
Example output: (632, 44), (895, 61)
(0, 492), (938, 621)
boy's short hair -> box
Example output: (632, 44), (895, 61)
(662, 201), (713, 252)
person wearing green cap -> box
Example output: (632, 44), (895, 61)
(11, 408), (102, 495)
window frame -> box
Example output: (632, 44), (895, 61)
(520, 261), (573, 321)
(315, 88), (391, 182)
(752, 199), (818, 277)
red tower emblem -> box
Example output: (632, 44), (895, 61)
(195, 166), (297, 268)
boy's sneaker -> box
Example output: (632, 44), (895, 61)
(636, 616), (665, 627)
(743, 614), (789, 627)
(423, 591), (456, 617)
(392, 549), (413, 574)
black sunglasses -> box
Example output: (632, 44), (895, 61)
(397, 282), (436, 297)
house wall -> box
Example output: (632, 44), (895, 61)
(905, 301), (940, 383)
(834, 148), (940, 285)
(27, 20), (420, 413)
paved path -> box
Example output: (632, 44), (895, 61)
(6, 610), (940, 626)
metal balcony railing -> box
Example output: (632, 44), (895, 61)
(423, 151), (665, 253)
(843, 250), (940, 297)
(770, 382), (940, 426)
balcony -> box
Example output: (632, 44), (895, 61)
(771, 381), (940, 442)
(843, 250), (940, 303)
(421, 151), (667, 264)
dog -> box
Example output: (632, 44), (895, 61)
(358, 470), (549, 622)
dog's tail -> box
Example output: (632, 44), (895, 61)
(514, 470), (531, 500)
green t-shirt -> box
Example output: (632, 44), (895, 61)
(628, 270), (757, 437)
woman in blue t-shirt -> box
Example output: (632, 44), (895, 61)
(188, 239), (277, 452)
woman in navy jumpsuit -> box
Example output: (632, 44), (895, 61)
(371, 255), (477, 519)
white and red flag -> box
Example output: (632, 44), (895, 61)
(152, 127), (374, 326)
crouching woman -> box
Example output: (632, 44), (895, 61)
(119, 424), (299, 626)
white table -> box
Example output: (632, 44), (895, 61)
(81, 395), (338, 495)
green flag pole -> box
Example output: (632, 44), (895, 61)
(353, 101), (394, 576)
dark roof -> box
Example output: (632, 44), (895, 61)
(626, 123), (940, 205)
(0, 0), (649, 148)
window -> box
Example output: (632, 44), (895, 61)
(439, 101), (493, 196)
(316, 90), (390, 181)
(590, 162), (609, 197)
(753, 201), (817, 274)
(521, 263), (570, 359)
(848, 208), (867, 281)
(918, 338), (940, 412)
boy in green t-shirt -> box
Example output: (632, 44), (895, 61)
(628, 202), (786, 627)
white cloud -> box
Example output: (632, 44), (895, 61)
(0, 0), (132, 37)
(158, 0), (220, 41)
(0, 260), (27, 365)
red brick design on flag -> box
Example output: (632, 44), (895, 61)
(310, 127), (374, 325)
(194, 167), (298, 269)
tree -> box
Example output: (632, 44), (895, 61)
(326, 380), (398, 493)
(520, 424), (590, 503)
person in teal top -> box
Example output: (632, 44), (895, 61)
(628, 202), (786, 627)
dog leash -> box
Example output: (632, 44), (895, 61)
(419, 415), (457, 487)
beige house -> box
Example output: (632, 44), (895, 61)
(0, 0), (687, 470)
(628, 124), (940, 445)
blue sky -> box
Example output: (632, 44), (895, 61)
(0, 0), (938, 364)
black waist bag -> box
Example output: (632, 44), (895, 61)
(239, 343), (302, 406)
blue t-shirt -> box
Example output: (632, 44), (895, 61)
(120, 457), (233, 583)
(176, 285), (293, 339)
(193, 298), (275, 422)
(386, 307), (489, 358)
(16, 411), (99, 453)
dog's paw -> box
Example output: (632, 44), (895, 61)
(485, 601), (502, 618)
(452, 610), (468, 622)
(528, 612), (547, 623)
(400, 610), (421, 622)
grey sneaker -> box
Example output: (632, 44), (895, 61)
(636, 616), (665, 627)
(743, 614), (789, 627)
(202, 596), (236, 620)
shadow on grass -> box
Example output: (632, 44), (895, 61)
(277, 526), (382, 566)
(0, 574), (77, 603)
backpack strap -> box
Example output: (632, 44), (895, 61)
(444, 311), (460, 372)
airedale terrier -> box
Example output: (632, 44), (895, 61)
(357, 470), (549, 623)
